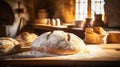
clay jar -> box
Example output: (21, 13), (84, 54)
(84, 18), (93, 30)
(93, 14), (105, 27)
(74, 20), (84, 28)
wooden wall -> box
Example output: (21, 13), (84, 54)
(104, 0), (120, 28)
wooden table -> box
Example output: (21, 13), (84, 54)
(0, 44), (120, 67)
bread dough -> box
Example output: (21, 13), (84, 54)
(32, 30), (86, 55)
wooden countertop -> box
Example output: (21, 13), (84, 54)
(1, 24), (119, 66)
(0, 44), (120, 66)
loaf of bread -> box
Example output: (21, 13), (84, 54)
(93, 27), (106, 35)
(0, 37), (21, 55)
(85, 28), (94, 34)
(84, 27), (108, 44)
(32, 30), (86, 55)
(15, 32), (38, 47)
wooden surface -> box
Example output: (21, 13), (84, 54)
(31, 24), (68, 31)
(107, 31), (120, 43)
(0, 44), (120, 66)
(1, 24), (120, 66)
(30, 24), (85, 39)
(30, 23), (83, 31)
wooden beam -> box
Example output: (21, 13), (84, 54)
(88, 0), (91, 18)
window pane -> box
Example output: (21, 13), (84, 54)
(75, 0), (105, 21)
(91, 0), (105, 20)
(91, 0), (105, 14)
(76, 13), (80, 20)
(75, 0), (88, 20)
(76, 3), (80, 13)
(76, 0), (80, 2)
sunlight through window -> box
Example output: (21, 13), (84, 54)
(75, 0), (105, 21)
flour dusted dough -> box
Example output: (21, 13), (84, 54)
(32, 30), (86, 54)
(0, 37), (21, 55)
(15, 32), (38, 47)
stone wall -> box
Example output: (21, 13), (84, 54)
(0, 0), (75, 37)
(104, 0), (120, 28)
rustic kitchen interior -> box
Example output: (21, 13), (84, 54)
(0, 0), (120, 67)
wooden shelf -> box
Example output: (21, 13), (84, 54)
(31, 24), (68, 31)
(30, 24), (85, 39)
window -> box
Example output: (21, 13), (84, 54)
(75, 0), (105, 21)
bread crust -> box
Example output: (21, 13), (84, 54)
(15, 32), (38, 47)
(84, 27), (108, 44)
(32, 30), (86, 55)
(0, 37), (21, 55)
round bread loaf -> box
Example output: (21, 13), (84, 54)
(15, 32), (38, 47)
(32, 30), (86, 55)
(0, 37), (21, 55)
(93, 27), (106, 35)
(84, 27), (108, 44)
(85, 28), (94, 34)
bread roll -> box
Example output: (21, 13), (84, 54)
(84, 27), (108, 44)
(84, 33), (101, 44)
(15, 32), (38, 47)
(32, 30), (86, 55)
(0, 37), (21, 55)
(93, 27), (106, 35)
(85, 28), (94, 34)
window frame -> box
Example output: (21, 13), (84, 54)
(75, 0), (105, 21)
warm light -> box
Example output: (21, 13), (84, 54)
(75, 0), (105, 21)
(75, 0), (88, 21)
